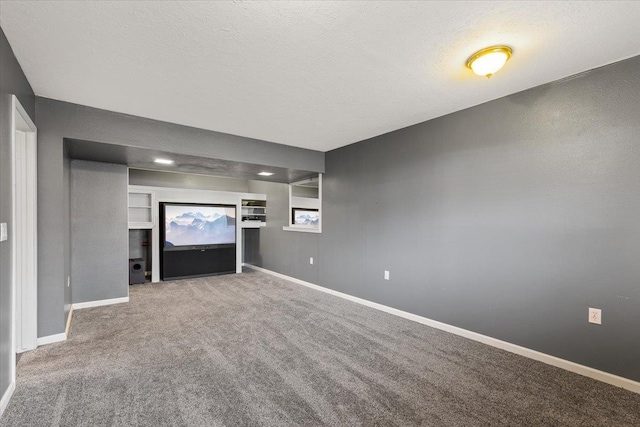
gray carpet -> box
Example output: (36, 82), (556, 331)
(2, 269), (639, 426)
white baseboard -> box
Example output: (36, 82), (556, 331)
(36, 332), (66, 347)
(35, 298), (127, 347)
(0, 381), (15, 418)
(72, 296), (129, 310)
(243, 264), (640, 395)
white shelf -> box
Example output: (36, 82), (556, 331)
(241, 199), (267, 227)
(283, 226), (321, 233)
(128, 191), (155, 229)
(242, 222), (266, 229)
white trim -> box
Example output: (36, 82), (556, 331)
(14, 100), (35, 131)
(37, 304), (74, 347)
(243, 264), (640, 395)
(72, 296), (129, 310)
(8, 95), (38, 408)
(36, 333), (67, 347)
(282, 226), (321, 233)
(241, 221), (266, 229)
(286, 174), (322, 233)
(65, 305), (74, 337)
(0, 381), (15, 418)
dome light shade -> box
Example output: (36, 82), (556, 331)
(466, 46), (512, 78)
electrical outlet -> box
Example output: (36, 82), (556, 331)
(588, 307), (602, 325)
(67, 276), (71, 288)
(384, 270), (390, 280)
(309, 257), (314, 265)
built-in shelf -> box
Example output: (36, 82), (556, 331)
(285, 175), (322, 233)
(241, 199), (266, 226)
(128, 191), (155, 229)
(241, 221), (267, 229)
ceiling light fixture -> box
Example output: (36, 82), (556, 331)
(154, 158), (174, 165)
(258, 172), (274, 176)
(466, 46), (512, 78)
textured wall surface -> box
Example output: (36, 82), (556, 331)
(0, 28), (36, 401)
(71, 160), (128, 303)
(129, 169), (250, 193)
(318, 55), (640, 381)
(34, 99), (66, 337)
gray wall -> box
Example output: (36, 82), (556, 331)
(35, 102), (66, 337)
(71, 160), (128, 303)
(129, 169), (249, 193)
(318, 56), (640, 381)
(247, 56), (640, 382)
(247, 180), (320, 284)
(0, 28), (36, 401)
(35, 97), (324, 338)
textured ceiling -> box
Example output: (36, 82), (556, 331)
(2, 1), (640, 151)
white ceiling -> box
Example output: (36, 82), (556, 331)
(2, 1), (640, 152)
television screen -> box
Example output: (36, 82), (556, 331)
(293, 209), (320, 227)
(164, 204), (236, 247)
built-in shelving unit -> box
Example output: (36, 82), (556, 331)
(241, 199), (267, 228)
(128, 191), (155, 229)
(128, 184), (267, 281)
(283, 174), (322, 233)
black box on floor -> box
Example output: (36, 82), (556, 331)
(129, 258), (146, 284)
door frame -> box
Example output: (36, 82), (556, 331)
(10, 94), (38, 383)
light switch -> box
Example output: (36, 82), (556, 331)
(0, 223), (7, 242)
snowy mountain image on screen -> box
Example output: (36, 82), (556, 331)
(176, 211), (221, 220)
(294, 211), (320, 226)
(164, 206), (235, 246)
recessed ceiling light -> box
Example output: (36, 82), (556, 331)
(258, 171), (274, 176)
(154, 158), (174, 165)
(466, 46), (512, 78)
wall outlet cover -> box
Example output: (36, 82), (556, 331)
(0, 223), (7, 242)
(384, 270), (390, 280)
(588, 307), (602, 325)
(309, 257), (314, 265)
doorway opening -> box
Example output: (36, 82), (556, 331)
(10, 95), (38, 382)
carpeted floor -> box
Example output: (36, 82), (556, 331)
(2, 269), (639, 426)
